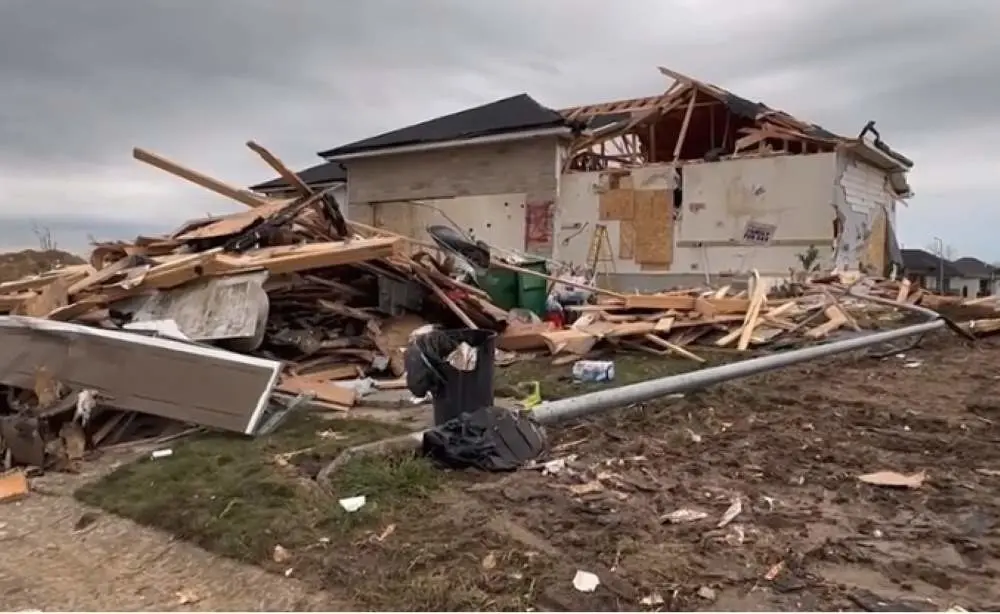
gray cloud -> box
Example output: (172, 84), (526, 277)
(0, 0), (997, 259)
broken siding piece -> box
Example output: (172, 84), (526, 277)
(0, 316), (282, 435)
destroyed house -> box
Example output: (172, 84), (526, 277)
(254, 66), (913, 291)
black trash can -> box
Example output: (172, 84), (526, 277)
(404, 328), (497, 425)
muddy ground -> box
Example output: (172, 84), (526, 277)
(28, 331), (1000, 610)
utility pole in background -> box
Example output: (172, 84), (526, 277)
(933, 236), (945, 293)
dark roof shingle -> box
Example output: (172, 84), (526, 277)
(901, 248), (962, 277)
(250, 160), (346, 193)
(318, 94), (569, 158)
(952, 257), (995, 279)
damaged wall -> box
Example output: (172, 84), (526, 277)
(833, 153), (897, 271)
(557, 153), (841, 290)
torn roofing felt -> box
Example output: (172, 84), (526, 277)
(250, 159), (347, 192)
(318, 93), (574, 158)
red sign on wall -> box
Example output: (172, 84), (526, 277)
(524, 200), (554, 252)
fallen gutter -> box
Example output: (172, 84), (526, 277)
(530, 290), (949, 425)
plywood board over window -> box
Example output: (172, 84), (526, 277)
(863, 207), (888, 273)
(618, 221), (636, 259)
(599, 189), (635, 221)
(633, 189), (674, 266)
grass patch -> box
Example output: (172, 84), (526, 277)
(76, 413), (441, 567)
(495, 350), (737, 401)
(74, 411), (529, 610)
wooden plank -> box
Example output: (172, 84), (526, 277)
(599, 189), (635, 221)
(863, 207), (888, 274)
(246, 141), (312, 196)
(644, 333), (705, 363)
(633, 190), (673, 265)
(278, 374), (356, 408)
(622, 294), (750, 312)
(218, 237), (400, 277)
(133, 148), (277, 209)
(21, 279), (68, 317)
(175, 202), (287, 241)
(737, 272), (767, 350)
(618, 221), (636, 259)
(672, 90), (698, 163)
(68, 254), (140, 296)
(895, 279), (911, 303)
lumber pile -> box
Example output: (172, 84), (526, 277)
(499, 272), (1000, 364)
(0, 142), (510, 467)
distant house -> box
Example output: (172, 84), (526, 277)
(951, 257), (998, 297)
(248, 159), (348, 207)
(900, 249), (997, 297)
(901, 248), (961, 293)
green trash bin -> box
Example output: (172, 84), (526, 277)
(515, 260), (549, 318)
(477, 259), (549, 317)
(477, 267), (519, 311)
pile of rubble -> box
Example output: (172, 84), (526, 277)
(0, 143), (515, 470)
(1, 141), (997, 473)
(499, 273), (1000, 364)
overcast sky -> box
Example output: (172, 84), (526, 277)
(1, 0), (996, 259)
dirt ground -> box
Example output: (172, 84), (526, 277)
(11, 330), (1000, 611)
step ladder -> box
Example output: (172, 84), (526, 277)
(586, 223), (617, 284)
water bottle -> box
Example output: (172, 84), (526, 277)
(572, 360), (615, 382)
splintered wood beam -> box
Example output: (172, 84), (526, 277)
(244, 140), (348, 240)
(672, 89), (698, 164)
(133, 148), (275, 209)
(246, 141), (312, 197)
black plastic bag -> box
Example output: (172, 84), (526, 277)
(422, 406), (548, 472)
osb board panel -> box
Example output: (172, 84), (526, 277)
(640, 263), (671, 271)
(599, 189), (634, 221)
(863, 208), (887, 273)
(618, 221), (635, 259)
(633, 190), (673, 265)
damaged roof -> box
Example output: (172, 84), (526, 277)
(319, 94), (571, 158)
(250, 160), (346, 193)
(561, 66), (912, 170)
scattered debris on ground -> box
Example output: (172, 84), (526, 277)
(5, 142), (995, 476)
(73, 332), (1000, 610)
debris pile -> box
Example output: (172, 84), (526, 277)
(0, 143), (510, 470)
(499, 272), (1000, 365)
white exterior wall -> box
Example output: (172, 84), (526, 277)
(677, 154), (838, 277)
(834, 153), (896, 269)
(951, 277), (980, 298)
(556, 153), (839, 286)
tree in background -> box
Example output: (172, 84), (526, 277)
(925, 241), (957, 261)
